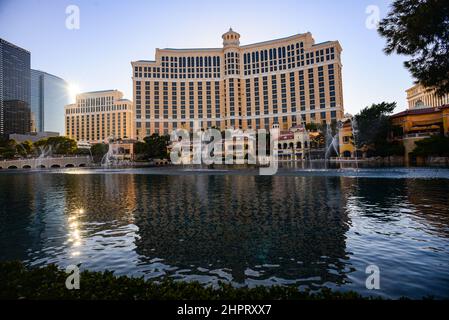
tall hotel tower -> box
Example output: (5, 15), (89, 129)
(132, 29), (344, 139)
(0, 38), (31, 136)
(65, 90), (134, 144)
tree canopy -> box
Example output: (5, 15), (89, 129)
(135, 134), (170, 160)
(412, 135), (449, 157)
(34, 136), (78, 155)
(378, 0), (449, 96)
(0, 136), (79, 159)
(353, 102), (404, 157)
(90, 143), (109, 163)
(0, 138), (18, 159)
(354, 102), (396, 147)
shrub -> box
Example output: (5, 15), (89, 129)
(0, 261), (372, 300)
(412, 135), (449, 157)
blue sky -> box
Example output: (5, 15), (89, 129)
(0, 0), (412, 114)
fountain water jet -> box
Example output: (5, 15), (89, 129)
(351, 117), (359, 171)
(100, 136), (132, 168)
(325, 124), (340, 160)
(35, 145), (53, 168)
(101, 143), (115, 167)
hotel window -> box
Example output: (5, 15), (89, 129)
(321, 112), (326, 120)
(282, 116), (287, 125)
(308, 68), (315, 110)
(328, 64), (336, 107)
(254, 78), (260, 115)
(290, 74), (296, 112)
(163, 82), (169, 118)
(198, 82), (203, 118)
(263, 76), (269, 115)
(172, 83), (178, 119)
(281, 74), (287, 113)
(229, 79), (235, 116)
(189, 82), (195, 118)
(214, 81), (220, 117)
(245, 79), (251, 115)
(272, 75), (278, 114)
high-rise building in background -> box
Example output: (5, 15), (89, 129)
(64, 90), (134, 144)
(31, 69), (69, 134)
(406, 83), (449, 109)
(132, 29), (344, 139)
(0, 38), (31, 136)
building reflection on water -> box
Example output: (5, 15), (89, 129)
(0, 174), (139, 266)
(344, 177), (449, 236)
(132, 174), (352, 286)
(0, 170), (448, 297)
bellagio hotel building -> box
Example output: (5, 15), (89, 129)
(132, 29), (344, 139)
(65, 90), (134, 143)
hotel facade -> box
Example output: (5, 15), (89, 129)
(132, 29), (344, 139)
(65, 90), (134, 144)
(406, 83), (449, 109)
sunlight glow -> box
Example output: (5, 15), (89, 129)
(67, 83), (80, 102)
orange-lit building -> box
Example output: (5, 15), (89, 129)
(406, 84), (449, 109)
(132, 29), (344, 139)
(338, 118), (356, 158)
(390, 104), (449, 161)
(65, 90), (134, 144)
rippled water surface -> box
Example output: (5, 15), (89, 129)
(1, 166), (449, 299)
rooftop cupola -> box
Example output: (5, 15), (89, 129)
(222, 28), (240, 48)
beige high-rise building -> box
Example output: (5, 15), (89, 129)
(406, 83), (449, 109)
(132, 29), (344, 139)
(65, 90), (134, 144)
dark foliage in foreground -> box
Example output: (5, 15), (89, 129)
(378, 0), (449, 96)
(0, 261), (372, 300)
(353, 102), (405, 157)
(412, 135), (449, 157)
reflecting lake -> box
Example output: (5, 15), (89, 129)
(1, 166), (449, 299)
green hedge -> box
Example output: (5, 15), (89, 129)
(0, 261), (373, 300)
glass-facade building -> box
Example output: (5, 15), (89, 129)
(31, 69), (69, 134)
(0, 38), (31, 136)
